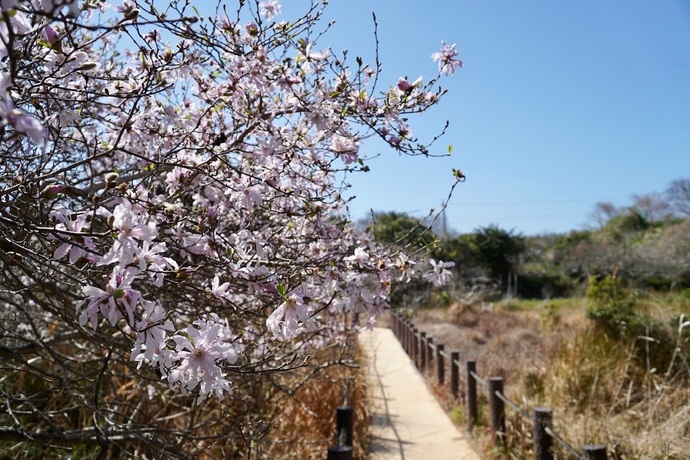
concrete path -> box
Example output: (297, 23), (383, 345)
(358, 328), (482, 460)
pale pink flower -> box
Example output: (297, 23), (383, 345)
(423, 259), (455, 287)
(266, 289), (313, 339)
(132, 300), (173, 366)
(345, 247), (369, 268)
(396, 253), (416, 283)
(329, 134), (359, 164)
(78, 266), (141, 328)
(168, 320), (237, 399)
(259, 0), (281, 21)
(431, 41), (463, 76)
(210, 275), (230, 299)
(50, 208), (95, 264)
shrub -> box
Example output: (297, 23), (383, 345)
(586, 274), (643, 338)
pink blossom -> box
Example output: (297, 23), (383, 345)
(259, 0), (281, 21)
(266, 289), (314, 339)
(50, 208), (95, 264)
(423, 259), (455, 287)
(431, 41), (463, 76)
(210, 275), (230, 299)
(345, 247), (369, 268)
(395, 253), (416, 283)
(43, 24), (59, 45)
(13, 112), (46, 146)
(78, 266), (141, 328)
(168, 320), (237, 399)
(132, 300), (173, 366)
(397, 77), (413, 92)
(329, 134), (360, 164)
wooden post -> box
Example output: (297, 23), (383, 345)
(336, 406), (353, 447)
(450, 352), (460, 400)
(426, 337), (434, 374)
(420, 332), (427, 371)
(533, 407), (553, 460)
(327, 446), (353, 460)
(402, 320), (410, 355)
(407, 322), (413, 356)
(582, 445), (607, 460)
(489, 377), (505, 448)
(466, 360), (477, 430)
(436, 343), (445, 385)
(412, 328), (419, 368)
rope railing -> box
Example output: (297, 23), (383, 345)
(390, 310), (610, 460)
(544, 426), (583, 459)
(495, 390), (531, 421)
(470, 370), (488, 387)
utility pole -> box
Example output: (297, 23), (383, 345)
(441, 202), (447, 237)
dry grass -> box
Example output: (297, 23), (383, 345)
(0, 334), (369, 459)
(408, 295), (690, 459)
(260, 339), (370, 459)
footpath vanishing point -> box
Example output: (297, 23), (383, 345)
(358, 327), (482, 460)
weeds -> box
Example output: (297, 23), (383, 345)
(411, 290), (690, 459)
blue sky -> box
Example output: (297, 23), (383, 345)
(289, 0), (690, 235)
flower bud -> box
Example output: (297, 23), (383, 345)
(41, 183), (66, 199)
(397, 78), (412, 92)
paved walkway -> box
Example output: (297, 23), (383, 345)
(358, 328), (482, 460)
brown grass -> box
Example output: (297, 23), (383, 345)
(260, 339), (370, 459)
(408, 297), (690, 459)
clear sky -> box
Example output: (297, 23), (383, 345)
(286, 0), (690, 236)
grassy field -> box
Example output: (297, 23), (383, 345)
(406, 290), (690, 459)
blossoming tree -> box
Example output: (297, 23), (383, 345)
(0, 0), (462, 456)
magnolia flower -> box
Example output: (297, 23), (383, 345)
(78, 266), (141, 328)
(210, 275), (230, 299)
(168, 320), (237, 400)
(431, 41), (463, 76)
(395, 253), (416, 283)
(13, 111), (46, 145)
(266, 289), (313, 340)
(396, 76), (423, 92)
(259, 0), (281, 21)
(423, 259), (455, 287)
(329, 134), (360, 164)
(132, 300), (173, 367)
(345, 247), (369, 268)
(50, 208), (95, 264)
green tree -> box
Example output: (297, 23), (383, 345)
(367, 212), (436, 249)
(473, 225), (525, 292)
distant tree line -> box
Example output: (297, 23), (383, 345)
(368, 178), (690, 304)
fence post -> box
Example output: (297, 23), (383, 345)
(420, 332), (427, 371)
(407, 322), (413, 356)
(400, 319), (407, 352)
(582, 445), (607, 460)
(412, 328), (419, 368)
(436, 343), (445, 385)
(489, 377), (505, 448)
(450, 352), (460, 400)
(327, 446), (353, 460)
(336, 406), (353, 447)
(533, 407), (553, 460)
(426, 337), (434, 373)
(466, 360), (477, 431)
